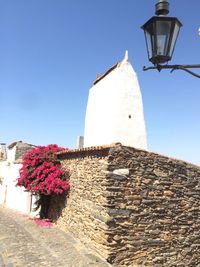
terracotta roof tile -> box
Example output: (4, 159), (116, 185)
(57, 143), (121, 155)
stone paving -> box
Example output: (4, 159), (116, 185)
(0, 205), (110, 267)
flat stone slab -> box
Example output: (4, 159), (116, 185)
(0, 205), (110, 267)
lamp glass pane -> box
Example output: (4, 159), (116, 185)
(144, 21), (155, 61)
(144, 31), (153, 59)
(169, 21), (180, 57)
(155, 20), (172, 57)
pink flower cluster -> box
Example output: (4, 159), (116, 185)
(17, 144), (69, 195)
(33, 218), (53, 228)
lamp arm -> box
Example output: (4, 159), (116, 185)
(170, 66), (200, 78)
(143, 64), (200, 78)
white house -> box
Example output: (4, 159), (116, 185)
(0, 141), (36, 214)
(84, 51), (148, 150)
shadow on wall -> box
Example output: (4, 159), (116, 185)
(47, 190), (70, 222)
(42, 164), (71, 221)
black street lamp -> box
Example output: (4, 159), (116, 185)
(141, 0), (200, 78)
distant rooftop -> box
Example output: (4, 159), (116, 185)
(1, 141), (36, 162)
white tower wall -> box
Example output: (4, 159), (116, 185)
(84, 54), (148, 150)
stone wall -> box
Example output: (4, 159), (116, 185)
(55, 144), (200, 267)
(55, 147), (111, 259)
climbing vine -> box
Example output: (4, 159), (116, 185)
(17, 144), (70, 218)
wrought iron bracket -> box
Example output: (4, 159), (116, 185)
(143, 64), (200, 78)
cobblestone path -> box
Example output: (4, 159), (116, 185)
(0, 206), (110, 267)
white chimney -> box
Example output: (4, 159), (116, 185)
(84, 51), (148, 150)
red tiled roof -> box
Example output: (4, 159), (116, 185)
(57, 143), (121, 155)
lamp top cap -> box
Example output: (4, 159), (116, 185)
(155, 0), (169, 16)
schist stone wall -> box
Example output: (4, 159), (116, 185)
(54, 144), (200, 267)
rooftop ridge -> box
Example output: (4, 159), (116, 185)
(93, 51), (129, 85)
(57, 143), (121, 155)
(57, 144), (199, 167)
(93, 62), (119, 85)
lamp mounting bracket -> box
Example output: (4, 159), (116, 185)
(143, 64), (200, 78)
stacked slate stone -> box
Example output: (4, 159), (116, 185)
(15, 142), (35, 161)
(54, 144), (200, 267)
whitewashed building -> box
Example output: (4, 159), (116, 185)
(84, 51), (148, 149)
(0, 141), (36, 214)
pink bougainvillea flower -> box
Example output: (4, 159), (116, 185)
(16, 144), (70, 196)
(34, 218), (53, 228)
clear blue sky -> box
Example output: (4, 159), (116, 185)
(0, 0), (200, 164)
